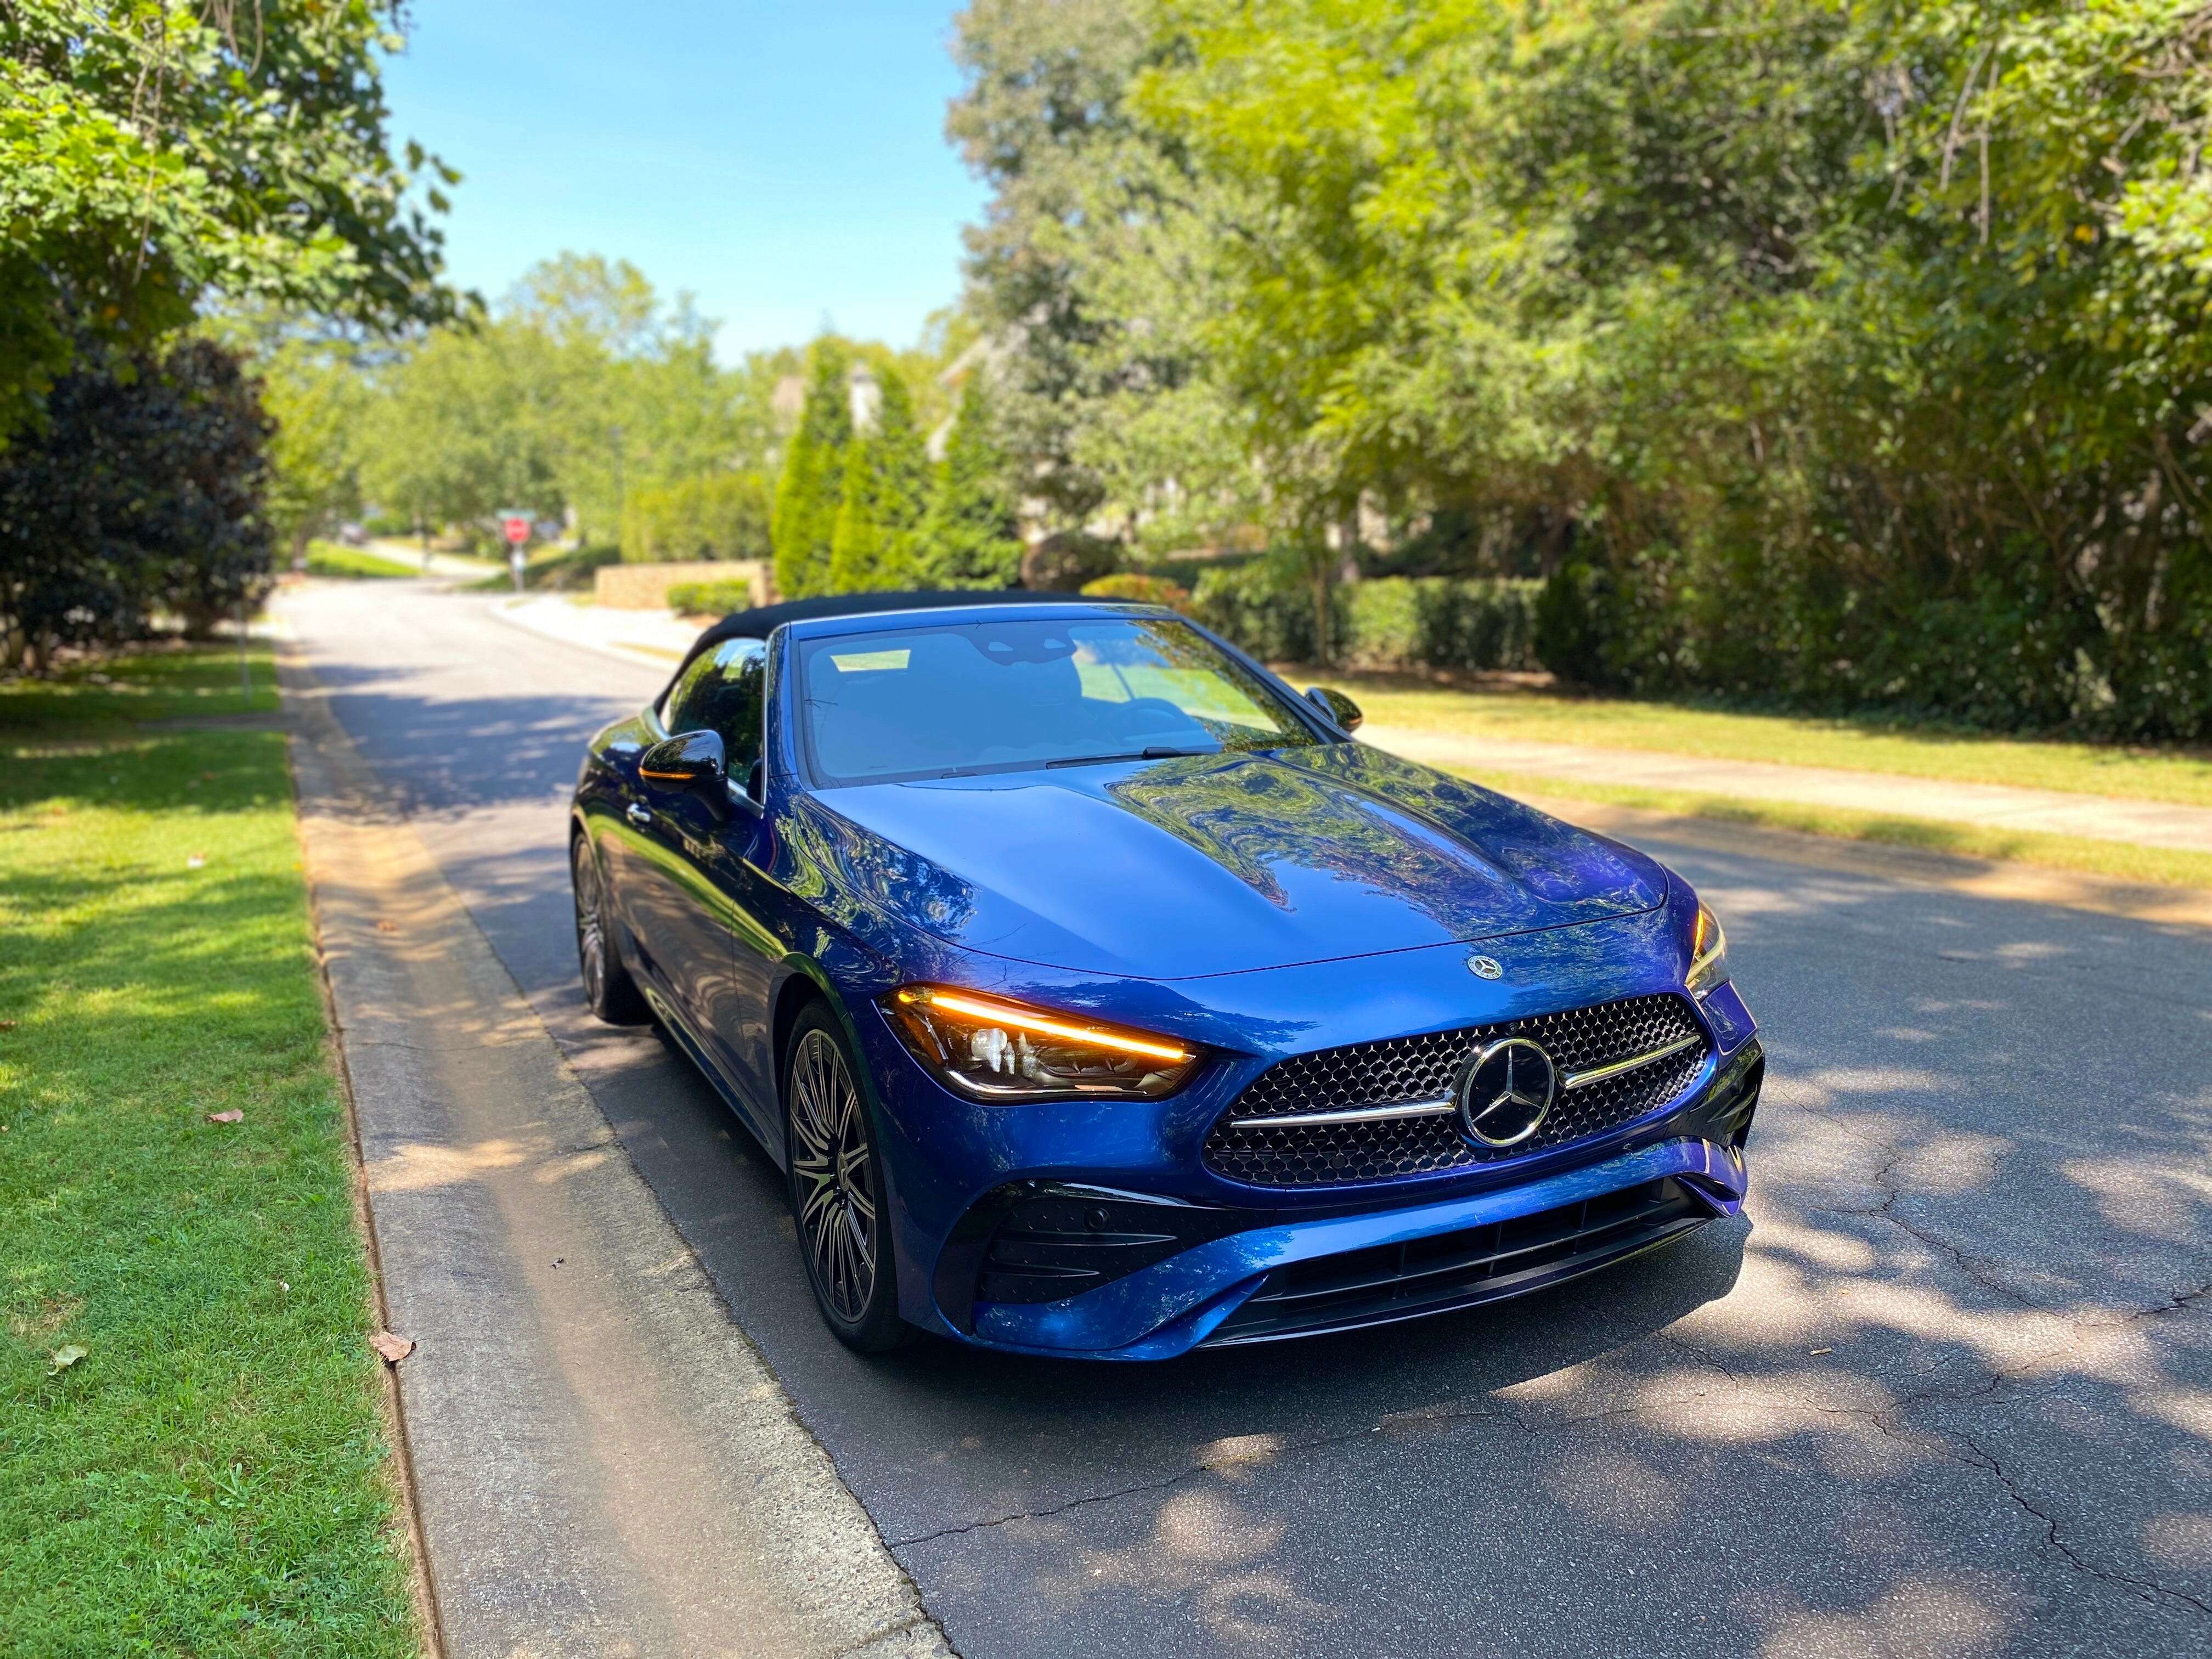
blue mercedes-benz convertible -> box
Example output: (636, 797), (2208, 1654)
(569, 591), (1762, 1358)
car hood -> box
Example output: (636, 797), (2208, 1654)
(794, 742), (1667, 981)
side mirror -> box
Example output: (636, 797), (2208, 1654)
(639, 729), (730, 819)
(1304, 685), (1363, 733)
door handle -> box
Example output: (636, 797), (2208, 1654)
(625, 802), (652, 828)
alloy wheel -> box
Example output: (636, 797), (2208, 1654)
(789, 1029), (877, 1322)
(572, 842), (607, 1005)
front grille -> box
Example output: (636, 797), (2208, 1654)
(1201, 1176), (1709, 1345)
(1203, 992), (1709, 1188)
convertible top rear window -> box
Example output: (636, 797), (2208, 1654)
(795, 616), (1321, 785)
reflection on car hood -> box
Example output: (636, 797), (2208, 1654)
(799, 743), (1667, 980)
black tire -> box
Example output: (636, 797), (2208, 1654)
(784, 1005), (907, 1352)
(572, 833), (650, 1025)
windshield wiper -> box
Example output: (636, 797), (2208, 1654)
(1045, 746), (1216, 769)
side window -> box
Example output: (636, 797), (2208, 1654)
(661, 638), (768, 770)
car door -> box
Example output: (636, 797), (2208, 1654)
(628, 637), (780, 1135)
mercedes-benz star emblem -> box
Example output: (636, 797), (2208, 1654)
(1466, 955), (1504, 980)
(1457, 1037), (1557, 1147)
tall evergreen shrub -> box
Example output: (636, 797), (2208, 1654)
(913, 376), (1023, 589)
(771, 341), (852, 599)
(828, 370), (930, 592)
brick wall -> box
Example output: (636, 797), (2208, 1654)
(592, 560), (771, 611)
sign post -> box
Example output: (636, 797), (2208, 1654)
(499, 512), (531, 592)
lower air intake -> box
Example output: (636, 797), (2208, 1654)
(1201, 1176), (1709, 1345)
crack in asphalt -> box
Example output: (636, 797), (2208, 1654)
(1953, 1430), (2211, 1621)
(1857, 1141), (2051, 1313)
(887, 1405), (1539, 1550)
(887, 1380), (1753, 1552)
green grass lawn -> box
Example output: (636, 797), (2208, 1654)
(1446, 765), (2212, 891)
(0, 647), (419, 1656)
(1308, 670), (2212, 807)
(303, 541), (421, 580)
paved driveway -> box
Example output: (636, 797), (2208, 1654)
(283, 580), (2211, 1658)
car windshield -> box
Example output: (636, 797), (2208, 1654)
(794, 615), (1323, 785)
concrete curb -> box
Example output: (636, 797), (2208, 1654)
(279, 640), (953, 1659)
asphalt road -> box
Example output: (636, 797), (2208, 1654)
(283, 580), (2211, 1659)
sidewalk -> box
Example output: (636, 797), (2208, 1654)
(490, 592), (702, 669)
(1357, 724), (2212, 855)
(280, 636), (950, 1659)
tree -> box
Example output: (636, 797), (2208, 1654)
(622, 471), (772, 562)
(772, 341), (853, 598)
(257, 332), (371, 566)
(1, 336), (273, 669)
(828, 368), (930, 591)
(0, 1), (459, 445)
(948, 0), (1253, 549)
(958, 0), (2212, 735)
(357, 321), (564, 541)
(914, 374), (1023, 589)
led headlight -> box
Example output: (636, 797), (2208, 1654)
(1687, 901), (1730, 997)
(883, 985), (1200, 1101)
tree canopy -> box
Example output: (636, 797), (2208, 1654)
(945, 0), (2212, 737)
(1, 1), (459, 443)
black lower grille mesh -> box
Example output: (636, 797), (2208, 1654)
(1203, 992), (1709, 1188)
(1201, 1177), (1708, 1344)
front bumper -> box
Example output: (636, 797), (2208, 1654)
(923, 1035), (1763, 1361)
(839, 889), (1763, 1360)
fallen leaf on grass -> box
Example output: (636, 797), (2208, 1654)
(369, 1331), (414, 1364)
(206, 1109), (244, 1124)
(0, 1019), (15, 1030)
(48, 1344), (87, 1375)
(185, 854), (206, 870)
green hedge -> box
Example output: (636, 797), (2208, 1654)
(622, 471), (771, 564)
(664, 579), (758, 617)
(1079, 572), (1194, 610)
(1191, 566), (1543, 672)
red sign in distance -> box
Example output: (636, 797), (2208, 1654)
(501, 516), (531, 546)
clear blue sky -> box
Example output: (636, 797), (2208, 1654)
(379, 2), (985, 362)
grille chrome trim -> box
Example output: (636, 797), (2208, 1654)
(1223, 1096), (1456, 1131)
(1203, 991), (1712, 1188)
(1559, 1032), (1702, 1092)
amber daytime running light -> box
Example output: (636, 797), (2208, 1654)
(883, 986), (1201, 1101)
(1687, 902), (1730, 998)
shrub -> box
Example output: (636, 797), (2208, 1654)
(913, 376), (1023, 589)
(664, 579), (760, 617)
(772, 342), (852, 599)
(1, 337), (273, 670)
(1192, 566), (1541, 672)
(1338, 578), (1541, 672)
(1190, 562), (1320, 661)
(622, 471), (771, 563)
(1080, 572), (1192, 610)
(1028, 532), (1121, 591)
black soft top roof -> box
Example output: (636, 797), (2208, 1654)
(674, 588), (1114, 678)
